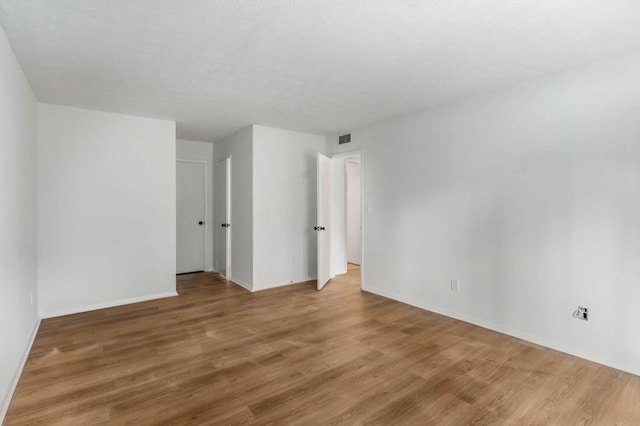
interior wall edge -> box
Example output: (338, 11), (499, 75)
(0, 318), (40, 421)
(40, 292), (178, 319)
(363, 285), (640, 378)
(229, 277), (252, 292)
(252, 277), (318, 292)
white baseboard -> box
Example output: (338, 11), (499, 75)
(363, 285), (640, 377)
(252, 276), (317, 292)
(40, 291), (179, 319)
(332, 269), (347, 278)
(1, 318), (40, 421)
(229, 276), (252, 292)
(229, 276), (316, 293)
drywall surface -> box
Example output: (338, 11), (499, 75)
(346, 161), (362, 265)
(328, 52), (640, 376)
(329, 155), (347, 277)
(326, 133), (363, 156)
(252, 125), (326, 290)
(0, 24), (39, 420)
(38, 104), (177, 317)
(214, 126), (253, 289)
(177, 139), (215, 272)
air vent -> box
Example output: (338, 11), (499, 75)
(338, 133), (351, 145)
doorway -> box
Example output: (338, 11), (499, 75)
(216, 155), (231, 278)
(317, 150), (363, 290)
(345, 157), (362, 266)
(176, 160), (206, 274)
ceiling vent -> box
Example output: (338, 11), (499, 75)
(338, 133), (351, 145)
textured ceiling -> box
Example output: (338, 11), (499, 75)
(2, 1), (640, 142)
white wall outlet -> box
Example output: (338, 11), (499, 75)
(451, 279), (460, 292)
(573, 306), (589, 321)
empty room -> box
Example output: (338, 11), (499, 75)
(2, 1), (640, 424)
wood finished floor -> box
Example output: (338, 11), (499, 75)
(6, 265), (640, 425)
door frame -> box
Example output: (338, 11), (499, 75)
(331, 148), (364, 289)
(345, 157), (362, 266)
(176, 158), (209, 273)
(317, 153), (332, 290)
(215, 154), (232, 278)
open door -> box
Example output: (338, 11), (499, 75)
(216, 156), (231, 278)
(317, 153), (331, 290)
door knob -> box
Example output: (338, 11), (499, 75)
(198, 221), (204, 225)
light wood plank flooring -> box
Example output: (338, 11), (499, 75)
(6, 266), (640, 424)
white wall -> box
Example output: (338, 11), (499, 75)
(346, 160), (362, 265)
(326, 133), (363, 155)
(214, 126), (253, 289)
(38, 104), (177, 317)
(214, 125), (325, 291)
(253, 125), (326, 290)
(330, 155), (347, 276)
(0, 24), (39, 420)
(327, 51), (640, 376)
(177, 139), (215, 272)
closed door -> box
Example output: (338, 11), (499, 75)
(177, 161), (206, 274)
(216, 156), (231, 277)
(317, 153), (331, 290)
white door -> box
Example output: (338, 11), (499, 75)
(176, 161), (206, 274)
(216, 156), (231, 277)
(317, 153), (331, 290)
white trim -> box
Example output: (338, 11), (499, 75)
(229, 277), (252, 292)
(176, 158), (210, 273)
(331, 150), (361, 271)
(362, 285), (640, 377)
(40, 292), (179, 319)
(215, 155), (232, 278)
(252, 277), (317, 292)
(333, 267), (348, 276)
(229, 277), (316, 293)
(1, 318), (40, 421)
(331, 148), (362, 158)
(226, 156), (232, 277)
(360, 148), (365, 290)
(330, 148), (365, 289)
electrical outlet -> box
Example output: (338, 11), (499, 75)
(450, 279), (460, 292)
(573, 306), (588, 321)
